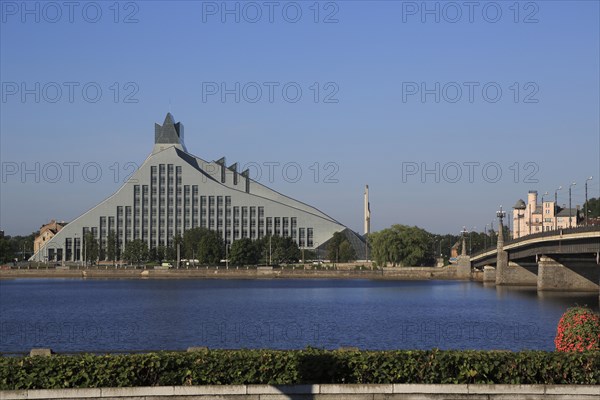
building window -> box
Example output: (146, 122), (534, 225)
(307, 228), (314, 247)
(274, 218), (281, 235)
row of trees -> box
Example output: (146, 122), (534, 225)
(366, 224), (509, 268)
(16, 196), (595, 268)
(0, 233), (36, 263)
(110, 228), (303, 266)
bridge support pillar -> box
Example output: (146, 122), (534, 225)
(538, 255), (599, 292)
(483, 265), (496, 283)
(496, 257), (537, 286)
(456, 255), (471, 279)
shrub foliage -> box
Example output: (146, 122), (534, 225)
(1, 348), (599, 390)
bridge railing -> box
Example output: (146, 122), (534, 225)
(470, 225), (600, 259)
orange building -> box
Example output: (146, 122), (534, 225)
(34, 220), (67, 255)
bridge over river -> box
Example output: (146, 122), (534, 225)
(466, 225), (599, 293)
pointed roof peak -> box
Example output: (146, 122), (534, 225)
(155, 113), (186, 152)
(164, 112), (175, 125)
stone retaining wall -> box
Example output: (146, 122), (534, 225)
(1, 384), (598, 399)
(0, 267), (463, 281)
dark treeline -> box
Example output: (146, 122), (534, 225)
(0, 233), (36, 263)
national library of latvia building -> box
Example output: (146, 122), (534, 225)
(30, 114), (365, 263)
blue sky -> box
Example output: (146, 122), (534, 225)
(1, 0), (599, 236)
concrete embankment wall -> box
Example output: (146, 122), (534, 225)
(0, 266), (463, 281)
(1, 384), (598, 399)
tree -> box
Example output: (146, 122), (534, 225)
(368, 225), (431, 267)
(229, 238), (260, 266)
(173, 234), (183, 262)
(338, 241), (356, 263)
(106, 230), (117, 264)
(198, 230), (224, 264)
(583, 197), (599, 219)
(148, 246), (158, 262)
(327, 232), (356, 263)
(165, 245), (177, 261)
(122, 239), (148, 266)
(155, 245), (167, 261)
(0, 233), (36, 263)
(83, 231), (99, 265)
(270, 236), (301, 264)
(255, 235), (300, 265)
(183, 228), (204, 259)
(0, 237), (13, 263)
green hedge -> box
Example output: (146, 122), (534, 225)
(1, 348), (599, 389)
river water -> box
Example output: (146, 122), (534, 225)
(1, 279), (597, 353)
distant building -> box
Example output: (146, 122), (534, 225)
(450, 241), (460, 258)
(33, 220), (67, 255)
(512, 190), (580, 239)
(30, 114), (365, 263)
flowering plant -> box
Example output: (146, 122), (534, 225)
(555, 306), (600, 352)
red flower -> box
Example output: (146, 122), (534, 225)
(555, 307), (600, 352)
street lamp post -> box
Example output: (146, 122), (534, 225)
(554, 186), (562, 230)
(460, 226), (468, 255)
(269, 235), (272, 265)
(226, 243), (230, 269)
(484, 224), (489, 248)
(469, 226), (476, 254)
(585, 176), (593, 226)
(569, 182), (576, 228)
(496, 206), (506, 244)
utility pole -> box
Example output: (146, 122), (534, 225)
(225, 244), (229, 269)
(585, 176), (593, 226)
(484, 224), (488, 249)
(554, 186), (562, 230)
(83, 233), (86, 268)
(569, 182), (576, 228)
(364, 184), (370, 262)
